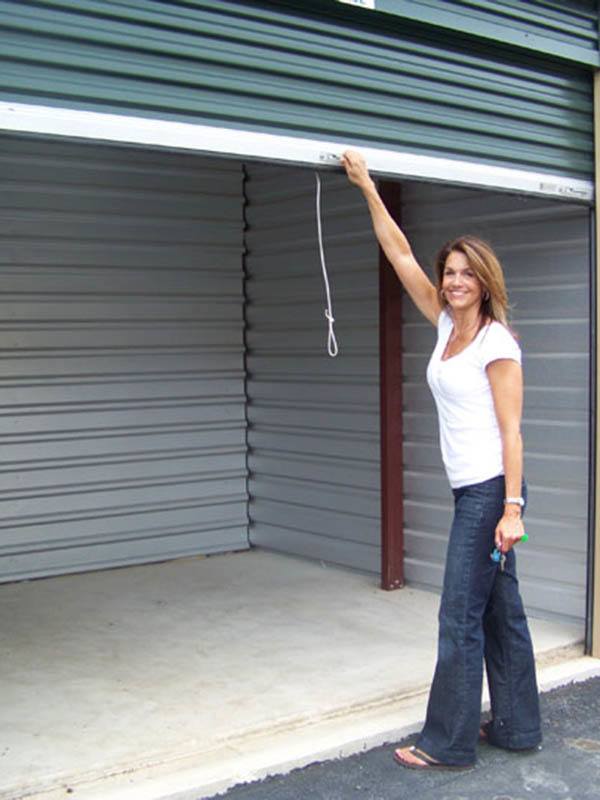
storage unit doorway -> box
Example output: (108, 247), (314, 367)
(0, 132), (592, 630)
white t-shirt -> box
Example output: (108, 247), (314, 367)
(426, 309), (522, 488)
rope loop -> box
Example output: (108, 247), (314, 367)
(324, 308), (338, 357)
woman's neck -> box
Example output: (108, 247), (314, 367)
(450, 307), (484, 337)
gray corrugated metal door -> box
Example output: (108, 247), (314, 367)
(245, 165), (380, 571)
(401, 184), (589, 622)
(0, 136), (248, 582)
(0, 0), (593, 179)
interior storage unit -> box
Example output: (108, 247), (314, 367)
(0, 133), (591, 625)
(0, 136), (248, 580)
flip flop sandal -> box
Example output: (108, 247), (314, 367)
(393, 746), (474, 771)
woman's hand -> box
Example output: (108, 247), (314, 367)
(495, 509), (525, 554)
(341, 150), (375, 192)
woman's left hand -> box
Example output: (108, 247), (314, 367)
(495, 511), (525, 554)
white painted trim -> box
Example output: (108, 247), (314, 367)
(0, 101), (593, 202)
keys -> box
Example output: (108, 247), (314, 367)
(490, 547), (506, 571)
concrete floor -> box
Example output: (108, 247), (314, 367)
(0, 550), (590, 800)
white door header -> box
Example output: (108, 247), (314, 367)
(0, 101), (593, 203)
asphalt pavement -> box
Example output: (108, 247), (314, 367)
(217, 676), (600, 800)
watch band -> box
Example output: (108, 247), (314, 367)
(504, 496), (525, 506)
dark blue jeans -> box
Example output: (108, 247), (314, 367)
(415, 474), (541, 766)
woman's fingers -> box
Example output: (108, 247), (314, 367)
(496, 517), (525, 553)
(341, 148), (360, 165)
(341, 149), (369, 186)
(342, 150), (365, 171)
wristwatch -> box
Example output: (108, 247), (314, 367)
(504, 496), (525, 506)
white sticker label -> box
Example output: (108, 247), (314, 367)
(337, 0), (376, 9)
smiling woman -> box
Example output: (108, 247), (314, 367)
(341, 149), (541, 770)
(436, 236), (510, 331)
(439, 252), (486, 358)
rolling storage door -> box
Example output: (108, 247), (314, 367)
(375, 0), (599, 66)
(0, 136), (247, 582)
(401, 183), (590, 622)
(245, 165), (380, 571)
(0, 0), (593, 180)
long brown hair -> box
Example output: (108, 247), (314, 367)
(435, 235), (510, 328)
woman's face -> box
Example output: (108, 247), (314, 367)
(442, 250), (484, 313)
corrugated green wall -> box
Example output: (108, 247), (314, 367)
(373, 0), (599, 66)
(0, 0), (594, 178)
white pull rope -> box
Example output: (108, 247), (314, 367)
(315, 172), (339, 357)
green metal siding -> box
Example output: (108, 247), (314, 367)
(0, 0), (594, 178)
(373, 0), (599, 67)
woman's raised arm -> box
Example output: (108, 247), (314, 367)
(341, 150), (441, 326)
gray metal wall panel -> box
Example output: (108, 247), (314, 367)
(0, 0), (593, 178)
(0, 136), (248, 582)
(400, 184), (590, 622)
(245, 165), (380, 571)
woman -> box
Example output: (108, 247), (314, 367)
(341, 150), (542, 770)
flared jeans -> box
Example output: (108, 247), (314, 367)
(415, 474), (542, 766)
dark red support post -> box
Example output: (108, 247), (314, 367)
(379, 181), (404, 591)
